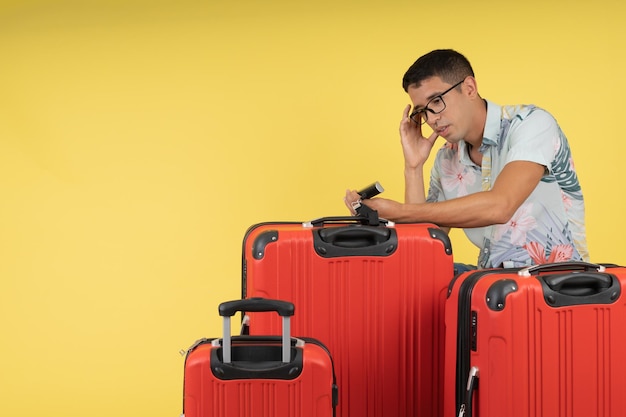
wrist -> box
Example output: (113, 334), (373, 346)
(404, 165), (424, 177)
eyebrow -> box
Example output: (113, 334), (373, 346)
(426, 90), (445, 101)
(417, 83), (451, 106)
(419, 80), (463, 109)
(413, 91), (444, 112)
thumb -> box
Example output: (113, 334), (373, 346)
(426, 130), (439, 145)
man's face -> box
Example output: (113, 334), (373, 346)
(407, 76), (467, 142)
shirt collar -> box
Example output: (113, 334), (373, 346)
(457, 99), (501, 166)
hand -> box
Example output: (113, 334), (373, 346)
(345, 189), (403, 220)
(344, 189), (362, 216)
(399, 104), (440, 169)
(359, 197), (402, 220)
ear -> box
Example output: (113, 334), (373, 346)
(463, 76), (479, 98)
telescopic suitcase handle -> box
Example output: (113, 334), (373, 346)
(518, 261), (606, 277)
(219, 298), (295, 317)
(218, 298), (294, 364)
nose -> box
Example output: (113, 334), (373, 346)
(426, 111), (442, 127)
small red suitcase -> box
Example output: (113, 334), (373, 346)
(182, 298), (337, 417)
(242, 216), (454, 417)
(445, 262), (626, 417)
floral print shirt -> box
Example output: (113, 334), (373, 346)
(426, 100), (589, 268)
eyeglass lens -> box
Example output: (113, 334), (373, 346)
(410, 79), (463, 125)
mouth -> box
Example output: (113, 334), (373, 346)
(436, 125), (449, 136)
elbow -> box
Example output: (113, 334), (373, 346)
(487, 199), (519, 225)
(491, 212), (515, 225)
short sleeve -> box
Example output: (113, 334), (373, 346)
(504, 108), (560, 172)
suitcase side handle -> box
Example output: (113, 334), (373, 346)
(538, 272), (621, 307)
(543, 272), (612, 294)
(218, 298), (294, 364)
(518, 261), (606, 277)
(313, 225), (399, 258)
(317, 226), (392, 247)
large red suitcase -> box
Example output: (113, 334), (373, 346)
(182, 298), (337, 417)
(242, 216), (454, 417)
(444, 262), (626, 417)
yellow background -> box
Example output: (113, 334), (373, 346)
(1, 1), (624, 416)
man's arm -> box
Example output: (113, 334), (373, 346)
(404, 166), (427, 204)
(398, 104), (439, 205)
(404, 165), (453, 234)
(363, 160), (546, 227)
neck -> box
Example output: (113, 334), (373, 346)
(464, 98), (488, 148)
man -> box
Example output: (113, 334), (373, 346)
(345, 49), (589, 268)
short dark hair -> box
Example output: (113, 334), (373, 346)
(402, 49), (475, 92)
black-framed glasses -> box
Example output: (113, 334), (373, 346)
(409, 79), (465, 125)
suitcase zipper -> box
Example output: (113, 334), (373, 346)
(300, 337), (339, 413)
(180, 337), (214, 416)
(455, 268), (518, 417)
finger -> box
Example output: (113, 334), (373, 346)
(344, 190), (360, 215)
(343, 197), (355, 215)
(344, 199), (355, 215)
(400, 108), (423, 138)
(348, 190), (361, 200)
(402, 104), (412, 119)
(343, 191), (352, 208)
(426, 129), (439, 145)
(345, 189), (359, 201)
(416, 114), (424, 135)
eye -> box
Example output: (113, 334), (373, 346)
(429, 97), (443, 108)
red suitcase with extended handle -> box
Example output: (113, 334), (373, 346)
(182, 298), (337, 417)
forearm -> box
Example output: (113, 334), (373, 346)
(404, 166), (427, 204)
(392, 191), (512, 228)
(372, 161), (545, 229)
